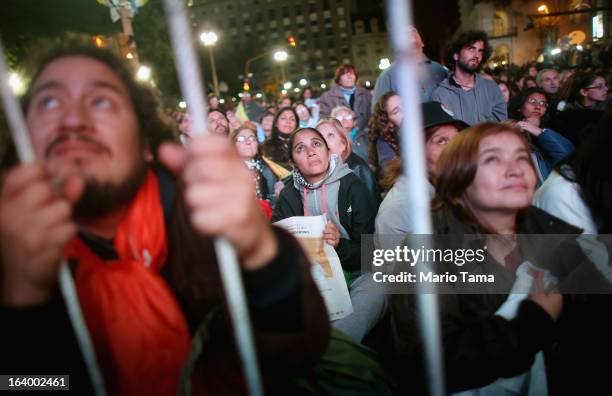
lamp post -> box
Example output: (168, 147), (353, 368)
(200, 31), (220, 97)
(273, 50), (288, 84)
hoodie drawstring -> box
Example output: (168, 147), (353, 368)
(303, 183), (326, 216)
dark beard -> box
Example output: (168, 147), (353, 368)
(73, 162), (148, 221)
(457, 58), (481, 74)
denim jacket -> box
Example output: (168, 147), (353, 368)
(532, 128), (575, 185)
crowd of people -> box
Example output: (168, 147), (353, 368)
(1, 23), (611, 396)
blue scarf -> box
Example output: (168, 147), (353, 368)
(339, 86), (356, 105)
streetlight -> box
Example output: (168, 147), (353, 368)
(200, 31), (220, 97)
(379, 58), (391, 70)
(7, 71), (26, 96)
(299, 78), (308, 86)
(136, 65), (152, 82)
(283, 81), (293, 90)
(274, 50), (288, 82)
(273, 50), (288, 62)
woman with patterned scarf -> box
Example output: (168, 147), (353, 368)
(231, 124), (286, 217)
(272, 128), (386, 343)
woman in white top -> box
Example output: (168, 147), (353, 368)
(533, 108), (612, 234)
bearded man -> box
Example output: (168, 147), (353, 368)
(0, 44), (329, 395)
(432, 31), (507, 125)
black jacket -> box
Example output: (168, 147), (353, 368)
(0, 166), (330, 394)
(391, 205), (612, 395)
(346, 152), (380, 207)
(272, 172), (376, 272)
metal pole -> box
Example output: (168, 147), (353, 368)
(119, 0), (139, 67)
(208, 46), (220, 97)
(0, 40), (107, 396)
(386, 0), (446, 395)
(280, 63), (286, 83)
(162, 1), (264, 395)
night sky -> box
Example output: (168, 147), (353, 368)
(0, 0), (461, 97)
(352, 0), (461, 63)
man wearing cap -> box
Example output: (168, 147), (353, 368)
(372, 26), (448, 107)
(375, 101), (468, 236)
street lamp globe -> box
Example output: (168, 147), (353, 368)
(283, 81), (293, 90)
(299, 78), (308, 86)
(136, 65), (152, 82)
(274, 50), (288, 62)
(378, 58), (391, 70)
(8, 72), (26, 96)
(200, 31), (218, 46)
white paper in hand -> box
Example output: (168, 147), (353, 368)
(274, 214), (353, 320)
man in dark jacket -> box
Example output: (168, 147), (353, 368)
(0, 45), (329, 394)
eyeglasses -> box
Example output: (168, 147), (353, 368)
(235, 135), (257, 143)
(526, 98), (548, 107)
(585, 84), (608, 90)
(335, 115), (353, 121)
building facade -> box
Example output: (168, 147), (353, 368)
(189, 0), (356, 93)
(351, 17), (392, 85)
(457, 0), (611, 66)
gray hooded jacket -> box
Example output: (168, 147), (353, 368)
(293, 155), (353, 239)
(432, 74), (507, 126)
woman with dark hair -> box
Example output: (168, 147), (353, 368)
(392, 122), (612, 395)
(534, 107), (612, 234)
(316, 118), (379, 204)
(319, 64), (372, 134)
(258, 111), (275, 141)
(559, 72), (609, 111)
(517, 75), (538, 90)
(294, 101), (318, 128)
(508, 87), (574, 184)
(302, 86), (320, 117)
(261, 107), (299, 170)
(497, 80), (518, 104)
(368, 92), (402, 175)
(272, 128), (384, 342)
